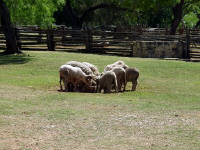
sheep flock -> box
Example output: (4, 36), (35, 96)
(59, 60), (139, 93)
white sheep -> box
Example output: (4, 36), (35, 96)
(111, 67), (126, 92)
(66, 61), (99, 90)
(82, 62), (100, 76)
(97, 71), (118, 93)
(104, 60), (128, 72)
(125, 67), (139, 91)
(66, 61), (93, 75)
(59, 64), (93, 92)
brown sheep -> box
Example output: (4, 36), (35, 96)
(125, 67), (139, 91)
(111, 67), (126, 92)
(97, 71), (118, 93)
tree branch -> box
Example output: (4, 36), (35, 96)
(170, 0), (185, 35)
(80, 3), (132, 22)
(64, 0), (79, 20)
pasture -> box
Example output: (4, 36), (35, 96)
(0, 51), (200, 150)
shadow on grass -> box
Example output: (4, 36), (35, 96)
(0, 52), (34, 65)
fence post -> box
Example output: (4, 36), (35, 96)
(47, 27), (55, 51)
(186, 28), (190, 59)
(15, 27), (21, 50)
(130, 44), (134, 57)
(61, 26), (65, 44)
(86, 29), (92, 52)
(37, 27), (42, 44)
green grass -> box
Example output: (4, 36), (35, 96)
(0, 51), (200, 150)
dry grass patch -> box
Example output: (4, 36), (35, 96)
(0, 84), (46, 101)
(0, 109), (200, 150)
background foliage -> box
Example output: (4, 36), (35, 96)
(2, 0), (200, 28)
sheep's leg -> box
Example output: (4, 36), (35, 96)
(107, 84), (112, 93)
(118, 81), (122, 92)
(122, 81), (126, 92)
(64, 82), (68, 92)
(104, 88), (108, 93)
(96, 81), (99, 93)
(67, 82), (74, 92)
(59, 77), (63, 91)
(73, 81), (80, 92)
(131, 80), (137, 91)
(124, 81), (127, 91)
(98, 86), (102, 93)
(63, 79), (69, 92)
(95, 85), (98, 93)
(123, 73), (126, 92)
(113, 79), (118, 93)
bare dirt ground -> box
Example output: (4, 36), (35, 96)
(1, 102), (200, 150)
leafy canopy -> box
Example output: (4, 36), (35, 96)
(5, 0), (65, 27)
(3, 0), (200, 28)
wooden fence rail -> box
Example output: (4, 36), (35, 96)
(0, 25), (200, 59)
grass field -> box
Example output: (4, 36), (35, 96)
(0, 51), (200, 150)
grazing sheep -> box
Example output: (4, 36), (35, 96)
(114, 60), (127, 66)
(125, 67), (139, 91)
(82, 62), (100, 76)
(97, 71), (118, 93)
(59, 64), (93, 92)
(66, 61), (93, 75)
(104, 60), (128, 72)
(111, 67), (126, 92)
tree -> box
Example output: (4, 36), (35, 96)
(0, 0), (20, 54)
(169, 0), (200, 34)
(184, 0), (200, 28)
(170, 0), (185, 34)
(55, 0), (131, 29)
(5, 0), (64, 28)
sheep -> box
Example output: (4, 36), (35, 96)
(66, 61), (93, 75)
(82, 62), (100, 76)
(114, 60), (127, 66)
(59, 64), (93, 92)
(66, 61), (98, 86)
(66, 61), (100, 90)
(97, 71), (118, 93)
(124, 67), (139, 91)
(111, 67), (126, 92)
(104, 60), (128, 72)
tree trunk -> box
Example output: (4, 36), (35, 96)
(170, 0), (184, 35)
(0, 0), (20, 54)
(63, 0), (82, 29)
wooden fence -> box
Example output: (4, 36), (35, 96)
(0, 25), (200, 59)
